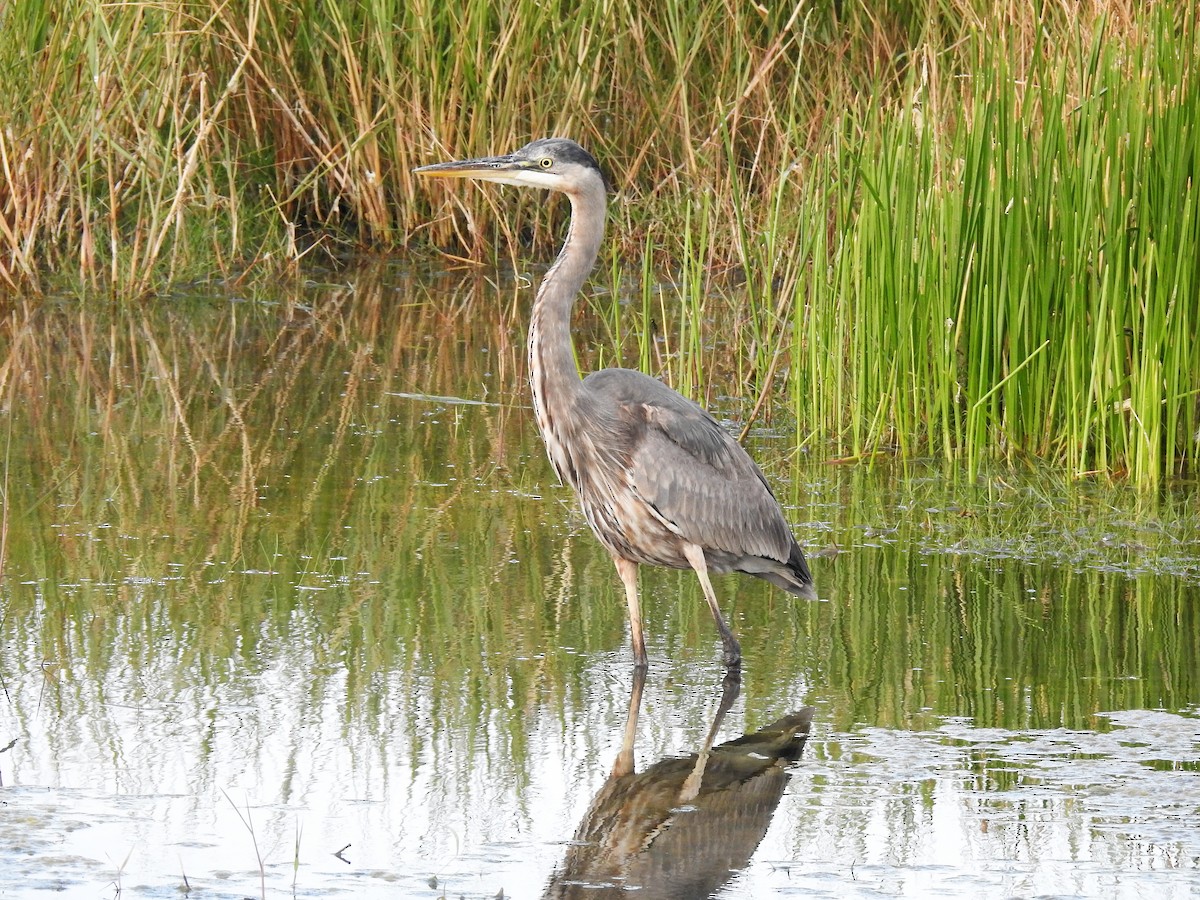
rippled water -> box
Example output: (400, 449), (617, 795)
(1, 269), (1198, 898)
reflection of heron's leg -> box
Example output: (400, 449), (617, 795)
(612, 665), (646, 778)
(716, 667), (743, 720)
(681, 543), (741, 668)
(614, 556), (647, 668)
(680, 667), (743, 802)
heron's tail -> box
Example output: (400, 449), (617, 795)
(755, 541), (817, 600)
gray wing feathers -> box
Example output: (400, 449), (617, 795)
(634, 405), (795, 562)
(584, 369), (796, 565)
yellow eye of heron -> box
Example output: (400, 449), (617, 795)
(539, 157), (553, 169)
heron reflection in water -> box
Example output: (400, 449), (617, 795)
(416, 138), (815, 668)
(544, 668), (815, 898)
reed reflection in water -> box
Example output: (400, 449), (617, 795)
(0, 266), (1197, 897)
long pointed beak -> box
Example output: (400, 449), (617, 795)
(413, 153), (522, 180)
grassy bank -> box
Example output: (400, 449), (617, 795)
(0, 0), (1196, 481)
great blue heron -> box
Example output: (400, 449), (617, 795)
(415, 137), (815, 668)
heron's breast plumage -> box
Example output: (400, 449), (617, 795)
(533, 390), (689, 568)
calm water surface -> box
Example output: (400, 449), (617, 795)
(1, 267), (1198, 898)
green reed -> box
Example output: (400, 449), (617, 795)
(780, 7), (1199, 481)
(1, 1), (1196, 482)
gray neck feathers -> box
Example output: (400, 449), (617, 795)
(527, 180), (607, 485)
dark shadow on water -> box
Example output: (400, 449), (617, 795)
(544, 669), (815, 899)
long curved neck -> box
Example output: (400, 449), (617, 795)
(528, 181), (606, 484)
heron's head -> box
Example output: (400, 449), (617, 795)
(414, 137), (608, 198)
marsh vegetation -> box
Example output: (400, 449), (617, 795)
(1, 3), (1199, 895)
(1, 0), (1197, 481)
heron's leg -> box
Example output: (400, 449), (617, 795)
(612, 664), (646, 778)
(614, 556), (648, 668)
(681, 543), (742, 668)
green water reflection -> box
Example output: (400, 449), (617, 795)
(0, 269), (1198, 897)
